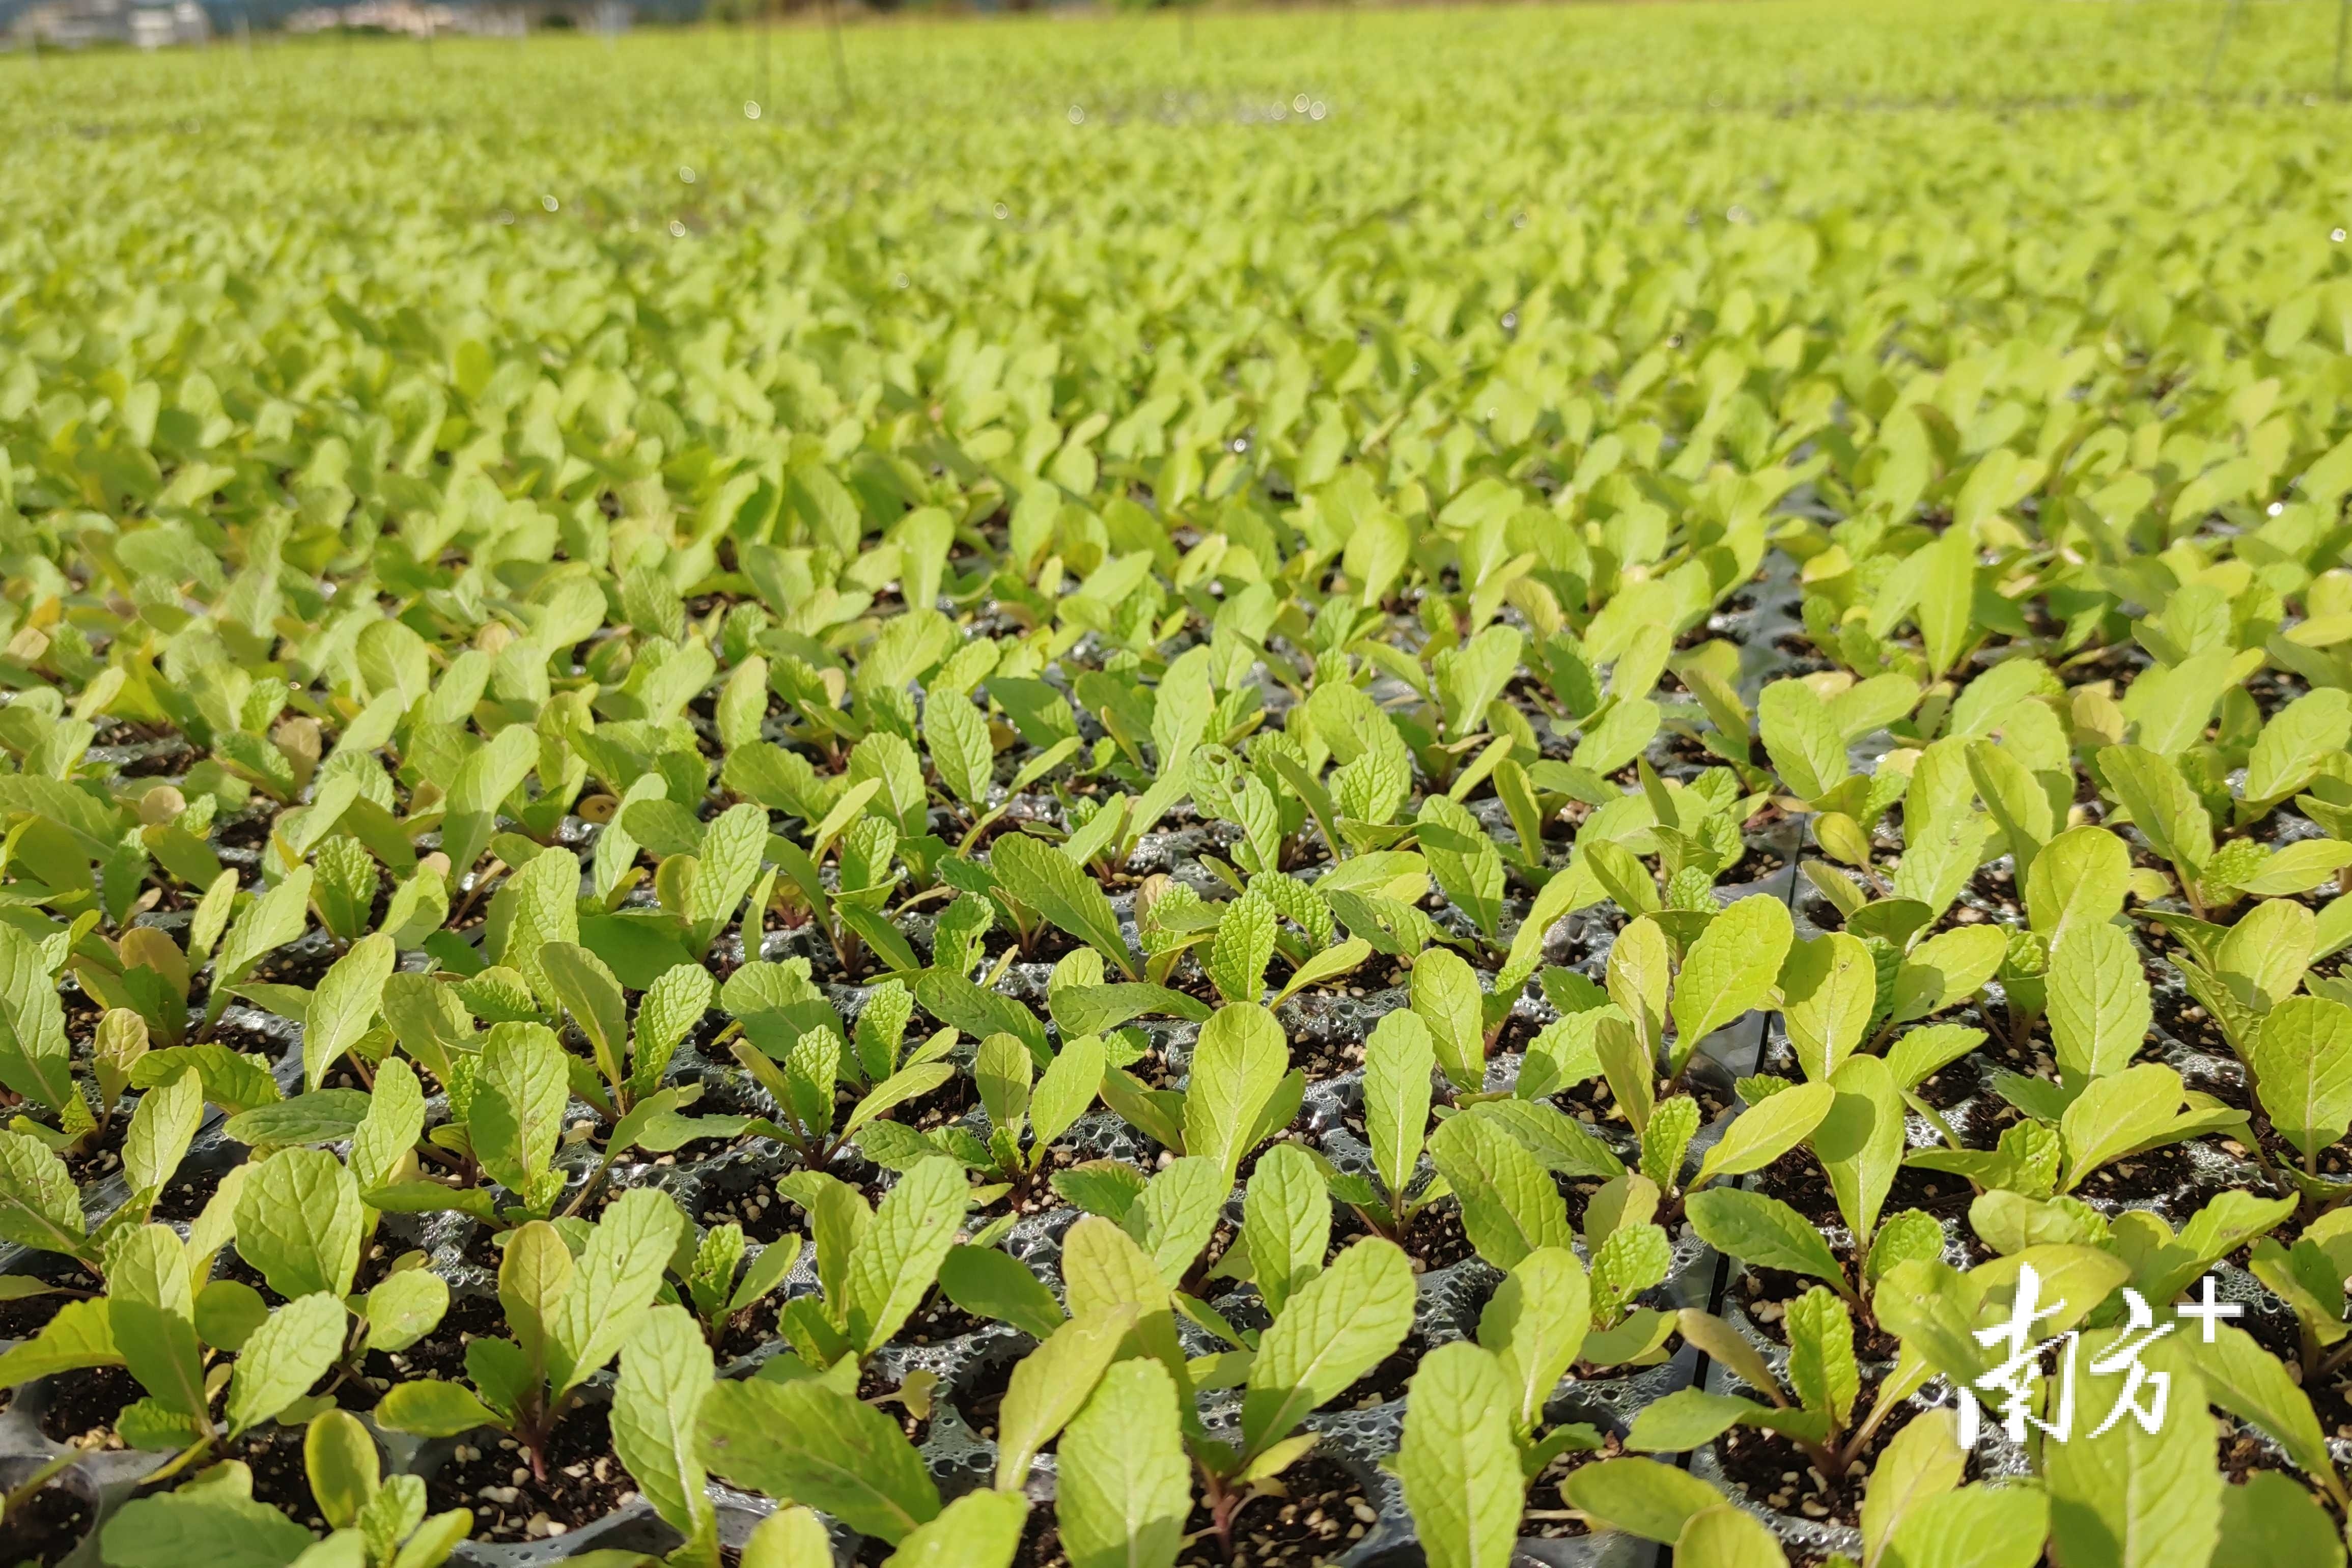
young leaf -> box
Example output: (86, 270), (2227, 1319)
(2043, 1335), (2219, 1568)
(305, 1408), (379, 1529)
(1640, 1094), (1699, 1191)
(1417, 795), (1506, 941)
(1781, 932), (1874, 1081)
(303, 931), (395, 1093)
(1362, 1010), (1436, 1201)
(1181, 1003), (1287, 1179)
(469, 1021), (568, 1210)
(350, 1056), (426, 1194)
(2026, 825), (2131, 943)
(225, 1291), (348, 1436)
(1759, 678), (1850, 801)
(1692, 1080), (1834, 1188)
(1890, 925), (2008, 1024)
(881, 1488), (1029, 1568)
(2097, 744), (2213, 879)
(2251, 996), (2352, 1162)
(539, 940), (629, 1091)
(1560, 1457), (1726, 1543)
(443, 725), (539, 876)
(2209, 1472), (2343, 1568)
(1784, 1285), (1858, 1429)
(0, 1297), (119, 1385)
(845, 1157), (967, 1352)
(1056, 1357), (1191, 1568)
(925, 691), (996, 811)
(1686, 1188), (1846, 1292)
(1029, 1031), (1104, 1153)
(992, 1307), (1135, 1489)
(1676, 1504), (1791, 1568)
(1412, 946), (1488, 1090)
(688, 803), (771, 956)
(1240, 1236), (1415, 1459)
(1860, 1407), (1966, 1568)
(0, 1129), (87, 1257)
(361, 1266), (448, 1354)
(1814, 1055), (1905, 1245)
(974, 1031), (1033, 1143)
(1240, 1142), (1330, 1316)
(1396, 1341), (1522, 1568)
(2047, 921), (2150, 1086)
(1206, 891), (1277, 1005)
(2179, 1324), (2334, 1491)
(549, 1186), (689, 1393)
(1669, 894), (1793, 1069)
(613, 1303), (718, 1566)
(1427, 1113), (1572, 1269)
(1478, 1246), (1589, 1433)
(1595, 1013), (1657, 1137)
(697, 1374), (942, 1545)
(233, 1145), (363, 1300)
(991, 832), (1135, 978)
(376, 1378), (503, 1437)
(122, 1062), (202, 1196)
(742, 1509), (836, 1568)
(1605, 914), (1671, 1065)
(1125, 1156), (1226, 1286)
(211, 866), (317, 994)
(938, 1245), (1067, 1342)
(99, 1490), (316, 1568)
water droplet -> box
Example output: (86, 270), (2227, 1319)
(678, 166), (696, 184)
(744, 100), (761, 119)
(669, 219), (686, 238)
(540, 194), (558, 212)
(1292, 93), (1309, 113)
(994, 202), (1010, 220)
(1067, 104), (1085, 125)
(2335, 228), (2347, 243)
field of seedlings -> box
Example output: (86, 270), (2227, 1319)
(2, 2), (2351, 1566)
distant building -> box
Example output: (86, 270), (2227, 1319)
(284, 0), (455, 32)
(13, 0), (209, 46)
(12, 0), (131, 47)
(283, 0), (625, 32)
(130, 0), (210, 44)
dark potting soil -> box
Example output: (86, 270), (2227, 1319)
(1714, 1394), (1954, 1530)
(60, 1117), (131, 1189)
(239, 1420), (328, 1528)
(1327, 1197), (1478, 1275)
(3, 1479), (94, 1567)
(897, 1292), (988, 1350)
(1175, 1456), (1380, 1568)
(1335, 1332), (1427, 1410)
(1522, 1432), (1626, 1539)
(954, 1348), (1016, 1442)
(38, 1364), (144, 1447)
(1733, 1266), (1902, 1364)
(0, 1255), (102, 1340)
(150, 1161), (230, 1222)
(369, 1288), (507, 1389)
(997, 1454), (1380, 1568)
(423, 1402), (634, 1543)
(858, 1360), (933, 1448)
